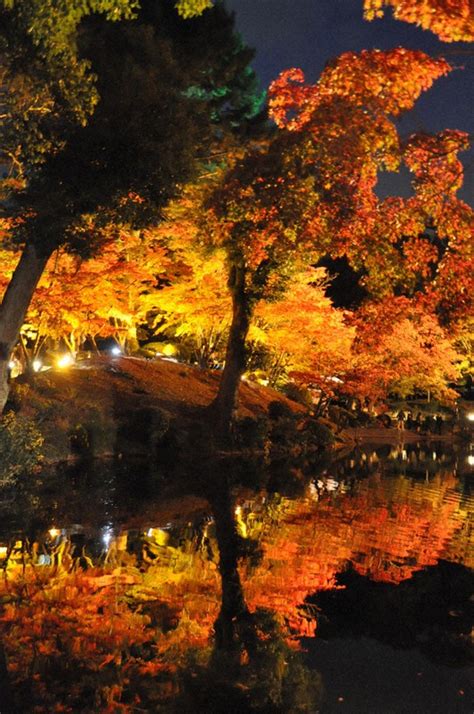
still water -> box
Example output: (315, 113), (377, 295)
(0, 443), (472, 713)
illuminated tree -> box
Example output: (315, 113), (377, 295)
(203, 48), (452, 434)
(0, 0), (262, 411)
(363, 0), (474, 42)
(344, 297), (461, 406)
(253, 268), (354, 389)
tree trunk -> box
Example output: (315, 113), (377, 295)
(0, 641), (16, 712)
(210, 476), (253, 652)
(0, 244), (51, 413)
(211, 264), (251, 439)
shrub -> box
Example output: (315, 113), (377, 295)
(68, 423), (93, 457)
(268, 400), (293, 421)
(327, 405), (358, 428)
(0, 412), (44, 486)
(269, 417), (299, 447)
(233, 416), (269, 450)
(300, 418), (335, 448)
(117, 406), (170, 449)
(280, 383), (314, 407)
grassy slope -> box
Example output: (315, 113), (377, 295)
(11, 355), (304, 461)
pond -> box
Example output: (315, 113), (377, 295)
(0, 442), (472, 713)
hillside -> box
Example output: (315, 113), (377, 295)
(10, 355), (305, 461)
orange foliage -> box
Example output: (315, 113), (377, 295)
(343, 297), (461, 404)
(240, 467), (468, 635)
(364, 0), (474, 42)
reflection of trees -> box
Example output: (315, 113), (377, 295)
(239, 466), (470, 634)
(307, 561), (473, 666)
(0, 464), (321, 712)
(0, 454), (471, 709)
(169, 467), (321, 713)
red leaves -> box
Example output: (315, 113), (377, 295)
(269, 49), (451, 129)
(364, 0), (474, 43)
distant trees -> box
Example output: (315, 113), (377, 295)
(344, 298), (461, 406)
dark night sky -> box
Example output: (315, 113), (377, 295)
(225, 0), (474, 207)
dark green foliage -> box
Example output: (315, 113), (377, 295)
(268, 400), (293, 421)
(299, 418), (335, 448)
(3, 0), (264, 254)
(139, 0), (266, 135)
(0, 411), (43, 485)
(233, 415), (269, 450)
(0, 1), (138, 177)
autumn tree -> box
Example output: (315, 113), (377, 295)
(197, 48), (452, 434)
(344, 297), (461, 406)
(19, 227), (168, 360)
(252, 268), (354, 389)
(0, 0), (262, 411)
(363, 0), (474, 42)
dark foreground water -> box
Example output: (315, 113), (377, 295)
(0, 442), (472, 713)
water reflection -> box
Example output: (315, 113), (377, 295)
(0, 447), (472, 712)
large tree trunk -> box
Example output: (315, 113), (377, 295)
(211, 264), (251, 439)
(0, 641), (16, 712)
(0, 243), (51, 413)
(210, 475), (253, 652)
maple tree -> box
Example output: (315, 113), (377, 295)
(363, 0), (474, 42)
(0, 224), (169, 365)
(252, 268), (354, 390)
(139, 203), (354, 385)
(343, 297), (461, 406)
(196, 47), (455, 434)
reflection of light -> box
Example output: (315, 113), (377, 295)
(234, 505), (242, 517)
(101, 527), (113, 548)
(432, 452), (437, 460)
(467, 413), (474, 422)
(146, 528), (169, 546)
(48, 527), (60, 538)
(33, 359), (42, 372)
(162, 343), (176, 357)
(467, 455), (474, 466)
(111, 346), (121, 356)
(401, 449), (407, 461)
(0, 546), (7, 558)
(8, 361), (15, 369)
(326, 478), (339, 492)
(56, 353), (74, 368)
(37, 554), (52, 566)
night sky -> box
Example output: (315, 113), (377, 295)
(226, 0), (474, 207)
